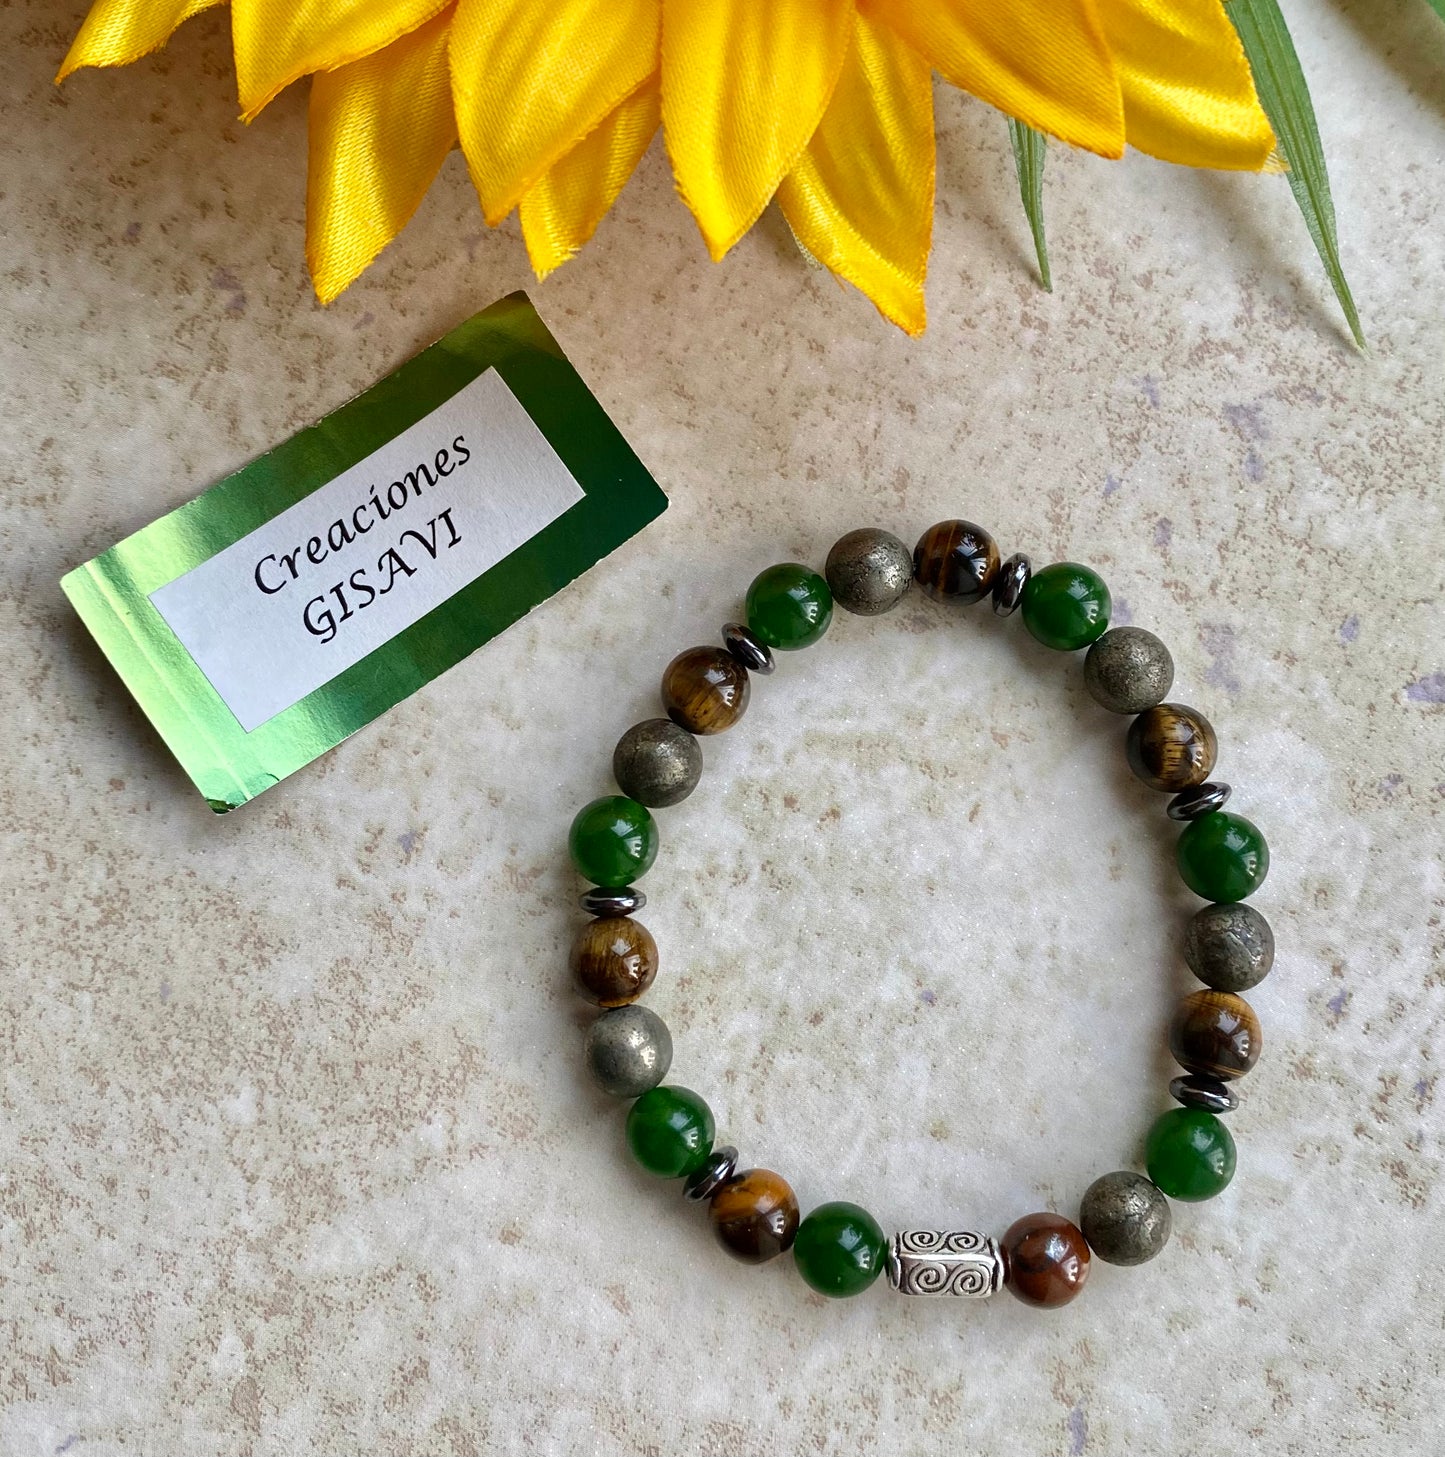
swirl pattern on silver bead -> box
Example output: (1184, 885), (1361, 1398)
(886, 1229), (1004, 1296)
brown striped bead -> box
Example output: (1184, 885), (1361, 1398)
(569, 916), (658, 1007)
(708, 1168), (800, 1263)
(912, 520), (1000, 604)
(1001, 1212), (1091, 1307)
(1125, 702), (1218, 791)
(1169, 989), (1261, 1081)
(662, 646), (750, 735)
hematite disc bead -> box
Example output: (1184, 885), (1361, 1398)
(1184, 901), (1274, 991)
(613, 718), (703, 808)
(569, 916), (659, 1007)
(1126, 702), (1218, 791)
(1170, 989), (1261, 1080)
(662, 646), (750, 735)
(1170, 1073), (1240, 1114)
(913, 520), (1000, 604)
(579, 885), (646, 917)
(1001, 1213), (1091, 1307)
(1078, 1172), (1172, 1266)
(1168, 781), (1232, 821)
(1083, 627), (1174, 714)
(992, 552), (1031, 616)
(825, 528), (913, 616)
(683, 1145), (738, 1202)
(584, 1005), (673, 1097)
(722, 622), (774, 675)
(709, 1169), (800, 1263)
(886, 1229), (1004, 1297)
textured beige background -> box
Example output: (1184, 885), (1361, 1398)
(3, 2), (1444, 1454)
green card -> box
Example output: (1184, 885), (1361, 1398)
(62, 293), (667, 811)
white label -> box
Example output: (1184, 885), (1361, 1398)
(150, 369), (584, 732)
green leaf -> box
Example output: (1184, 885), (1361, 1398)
(1227, 0), (1365, 347)
(1424, 0), (1445, 22)
(1007, 117), (1052, 292)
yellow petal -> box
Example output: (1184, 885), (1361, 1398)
(662, 0), (855, 260)
(451, 0), (660, 227)
(777, 12), (933, 336)
(862, 0), (1125, 158)
(1097, 0), (1274, 169)
(57, 0), (223, 82)
(306, 6), (457, 304)
(233, 0), (450, 122)
(519, 82), (661, 278)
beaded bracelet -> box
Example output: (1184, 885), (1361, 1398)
(566, 523), (1272, 1305)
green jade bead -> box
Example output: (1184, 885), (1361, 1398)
(1146, 1107), (1237, 1201)
(569, 796), (659, 886)
(745, 563), (834, 651)
(1020, 562), (1112, 651)
(793, 1201), (888, 1298)
(625, 1085), (715, 1178)
(1176, 811), (1269, 903)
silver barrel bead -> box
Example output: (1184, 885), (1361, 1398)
(886, 1229), (1005, 1297)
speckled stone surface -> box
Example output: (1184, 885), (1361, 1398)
(3, 3), (1444, 1454)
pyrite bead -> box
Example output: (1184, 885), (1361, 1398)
(684, 1145), (739, 1203)
(992, 552), (1031, 616)
(745, 563), (833, 650)
(1170, 989), (1261, 1081)
(570, 916), (659, 1007)
(1019, 563), (1111, 651)
(569, 796), (659, 885)
(579, 885), (646, 917)
(1146, 1107), (1236, 1202)
(612, 718), (703, 808)
(825, 528), (914, 616)
(1001, 1212), (1091, 1307)
(662, 646), (750, 735)
(584, 1005), (673, 1097)
(795, 1202), (888, 1298)
(1167, 782), (1231, 821)
(709, 1168), (800, 1263)
(722, 622), (775, 675)
(1083, 627), (1174, 714)
(1176, 811), (1269, 903)
(1170, 1074), (1240, 1114)
(626, 1085), (715, 1178)
(1125, 703), (1218, 791)
(1184, 901), (1274, 992)
(913, 520), (1000, 604)
(1078, 1172), (1172, 1266)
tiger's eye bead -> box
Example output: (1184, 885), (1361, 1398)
(1083, 627), (1174, 714)
(1177, 811), (1270, 902)
(1184, 902), (1274, 991)
(1078, 1172), (1172, 1266)
(613, 718), (703, 808)
(794, 1202), (888, 1297)
(825, 528), (914, 616)
(1146, 1107), (1236, 1201)
(1020, 563), (1111, 651)
(569, 796), (659, 885)
(662, 646), (750, 734)
(1001, 1212), (1091, 1307)
(1126, 703), (1218, 791)
(913, 520), (1000, 604)
(584, 1004), (672, 1096)
(626, 1086), (715, 1178)
(709, 1168), (801, 1263)
(1170, 989), (1261, 1081)
(745, 563), (833, 650)
(570, 916), (659, 1007)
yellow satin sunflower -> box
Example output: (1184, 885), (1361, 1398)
(59, 0), (1274, 334)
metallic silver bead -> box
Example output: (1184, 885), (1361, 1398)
(583, 1005), (673, 1098)
(886, 1229), (1004, 1296)
(579, 885), (646, 917)
(1082, 627), (1174, 713)
(722, 622), (774, 675)
(1184, 901), (1274, 993)
(1170, 1073), (1240, 1114)
(824, 528), (913, 616)
(683, 1145), (738, 1202)
(992, 553), (1031, 616)
(612, 718), (703, 808)
(1079, 1171), (1172, 1266)
(1167, 781), (1232, 821)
